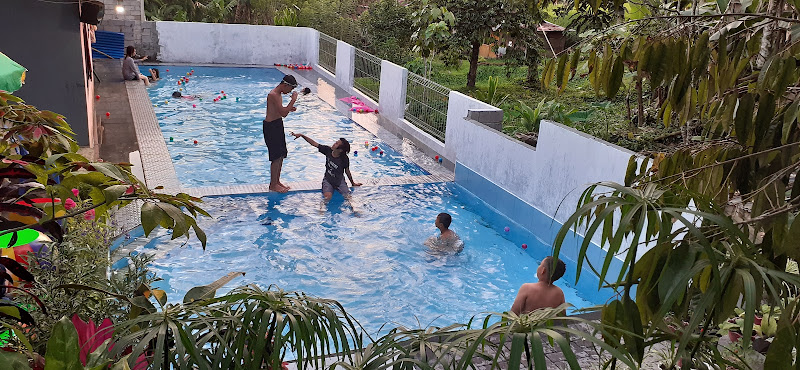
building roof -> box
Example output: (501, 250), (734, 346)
(537, 21), (566, 32)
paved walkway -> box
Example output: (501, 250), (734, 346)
(95, 59), (139, 164)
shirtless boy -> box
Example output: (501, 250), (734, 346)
(426, 213), (463, 254)
(510, 256), (566, 314)
(263, 75), (299, 193)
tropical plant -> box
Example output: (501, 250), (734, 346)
(273, 7), (300, 26)
(0, 92), (209, 365)
(145, 0), (204, 21)
(475, 76), (509, 107)
(200, 0), (239, 22)
(19, 216), (117, 353)
(299, 0), (361, 45)
(60, 282), (361, 369)
(0, 92), (209, 248)
(410, 0), (455, 77)
(534, 0), (800, 363)
(360, 0), (414, 64)
(506, 98), (593, 135)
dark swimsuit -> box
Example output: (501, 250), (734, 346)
(263, 118), (287, 161)
(263, 118), (289, 162)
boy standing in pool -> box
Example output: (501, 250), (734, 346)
(510, 256), (566, 314)
(425, 213), (463, 254)
(290, 132), (362, 200)
(264, 75), (299, 193)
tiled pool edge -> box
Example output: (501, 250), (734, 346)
(184, 174), (452, 197)
(126, 81), (183, 194)
(455, 162), (622, 304)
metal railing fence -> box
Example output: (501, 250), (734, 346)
(404, 72), (451, 142)
(318, 33), (337, 75)
(353, 48), (381, 103)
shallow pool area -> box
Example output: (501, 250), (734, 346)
(135, 183), (595, 335)
(145, 66), (427, 188)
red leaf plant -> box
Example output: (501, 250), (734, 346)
(71, 315), (148, 369)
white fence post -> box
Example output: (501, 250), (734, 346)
(335, 40), (355, 89)
(307, 29), (320, 67)
(378, 60), (408, 120)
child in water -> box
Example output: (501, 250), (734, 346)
(425, 212), (464, 254)
(172, 91), (200, 100)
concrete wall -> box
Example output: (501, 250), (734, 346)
(100, 0), (145, 22)
(447, 110), (634, 224)
(97, 0), (157, 58)
(155, 22), (318, 65)
(98, 20), (159, 59)
(442, 92), (503, 164)
(3, 0), (93, 146)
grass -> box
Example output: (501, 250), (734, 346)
(426, 58), (679, 153)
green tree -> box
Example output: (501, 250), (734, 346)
(410, 0), (455, 77)
(544, 1), (800, 367)
(442, 0), (515, 88)
(360, 0), (414, 64)
(299, 0), (361, 45)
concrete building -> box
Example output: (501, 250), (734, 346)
(1, 0), (99, 150)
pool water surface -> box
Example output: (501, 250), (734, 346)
(144, 66), (427, 188)
(137, 183), (594, 335)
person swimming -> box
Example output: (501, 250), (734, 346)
(425, 212), (464, 254)
(171, 91), (199, 100)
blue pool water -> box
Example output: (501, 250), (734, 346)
(137, 183), (595, 335)
(144, 66), (427, 188)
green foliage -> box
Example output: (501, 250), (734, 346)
(475, 76), (509, 107)
(273, 7), (299, 26)
(0, 350), (29, 370)
(438, 39), (465, 69)
(0, 92), (208, 364)
(144, 0), (199, 21)
(60, 282), (361, 369)
(505, 99), (545, 134)
(405, 57), (427, 76)
(555, 1), (616, 34)
(505, 98), (594, 134)
(44, 317), (83, 370)
(360, 0), (414, 64)
(199, 0), (239, 22)
(0, 92), (209, 248)
(21, 218), (115, 353)
(410, 0), (455, 58)
(442, 0), (524, 87)
(410, 0), (455, 77)
(298, 0), (360, 44)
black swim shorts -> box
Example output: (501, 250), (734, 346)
(263, 118), (288, 161)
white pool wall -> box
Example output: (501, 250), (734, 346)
(156, 22), (318, 66)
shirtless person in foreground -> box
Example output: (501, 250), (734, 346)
(510, 256), (566, 315)
(263, 75), (299, 193)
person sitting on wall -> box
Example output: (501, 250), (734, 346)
(510, 256), (566, 314)
(424, 212), (464, 254)
(122, 46), (158, 86)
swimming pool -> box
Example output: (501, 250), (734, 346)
(135, 183), (595, 335)
(144, 66), (427, 188)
